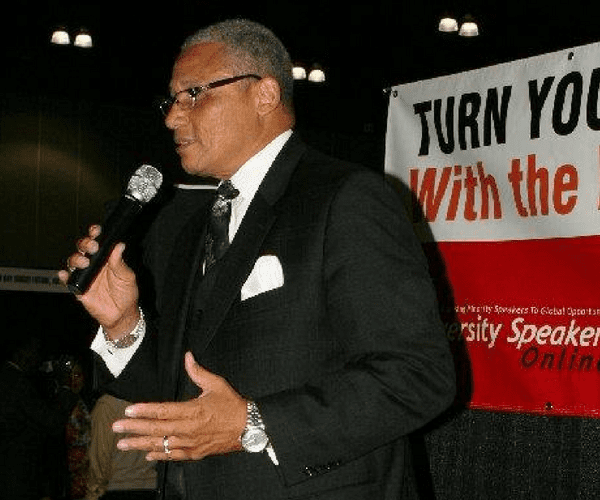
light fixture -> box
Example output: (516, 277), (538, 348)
(50, 28), (70, 45)
(308, 65), (326, 83)
(459, 15), (479, 37)
(292, 65), (307, 80)
(74, 30), (93, 48)
(438, 16), (458, 32)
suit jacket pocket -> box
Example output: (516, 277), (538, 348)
(285, 460), (379, 500)
(233, 285), (289, 318)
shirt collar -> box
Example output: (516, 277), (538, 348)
(229, 129), (293, 202)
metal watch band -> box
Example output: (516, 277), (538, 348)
(103, 307), (144, 349)
(241, 400), (271, 453)
(246, 400), (265, 429)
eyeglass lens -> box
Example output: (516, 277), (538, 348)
(160, 89), (196, 116)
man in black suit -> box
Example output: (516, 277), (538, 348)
(60, 19), (455, 500)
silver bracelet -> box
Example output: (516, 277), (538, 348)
(104, 308), (145, 349)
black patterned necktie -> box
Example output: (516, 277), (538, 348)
(204, 180), (240, 272)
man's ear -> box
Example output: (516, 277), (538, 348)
(255, 77), (282, 115)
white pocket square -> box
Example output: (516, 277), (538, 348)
(241, 255), (284, 301)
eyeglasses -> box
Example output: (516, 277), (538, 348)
(158, 74), (262, 116)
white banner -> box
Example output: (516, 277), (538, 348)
(385, 42), (600, 242)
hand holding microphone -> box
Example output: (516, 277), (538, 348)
(67, 165), (163, 295)
(59, 165), (162, 337)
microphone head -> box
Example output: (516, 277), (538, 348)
(127, 164), (163, 203)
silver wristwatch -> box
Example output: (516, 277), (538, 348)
(241, 401), (270, 453)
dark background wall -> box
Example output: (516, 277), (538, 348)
(0, 94), (176, 269)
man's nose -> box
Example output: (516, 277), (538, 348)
(165, 104), (188, 130)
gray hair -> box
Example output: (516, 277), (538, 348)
(182, 19), (294, 111)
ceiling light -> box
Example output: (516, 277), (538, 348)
(292, 66), (307, 80)
(438, 17), (458, 32)
(308, 65), (326, 83)
(459, 16), (479, 37)
(51, 29), (70, 45)
(74, 31), (93, 48)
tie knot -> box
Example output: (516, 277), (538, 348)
(217, 180), (239, 201)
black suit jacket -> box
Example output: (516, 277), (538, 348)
(100, 134), (455, 499)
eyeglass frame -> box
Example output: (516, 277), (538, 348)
(158, 74), (262, 116)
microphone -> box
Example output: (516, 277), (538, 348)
(67, 164), (163, 295)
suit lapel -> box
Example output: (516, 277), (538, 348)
(189, 133), (307, 356)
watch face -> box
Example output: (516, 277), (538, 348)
(241, 427), (269, 453)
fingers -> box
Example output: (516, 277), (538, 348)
(60, 225), (129, 283)
(120, 399), (198, 421)
(67, 248), (90, 272)
(57, 269), (70, 283)
(76, 224), (102, 257)
(88, 224), (102, 239)
(113, 411), (201, 462)
(60, 225), (103, 283)
(116, 434), (189, 461)
(145, 450), (187, 461)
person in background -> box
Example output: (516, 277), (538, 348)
(61, 18), (455, 500)
(0, 333), (77, 500)
(54, 356), (92, 500)
(86, 393), (157, 500)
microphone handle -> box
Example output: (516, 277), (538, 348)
(67, 195), (143, 295)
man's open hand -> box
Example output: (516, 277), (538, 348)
(112, 352), (247, 461)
